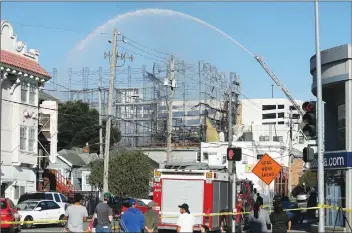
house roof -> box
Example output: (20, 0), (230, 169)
(0, 50), (51, 78)
(58, 149), (87, 167)
(39, 91), (59, 102)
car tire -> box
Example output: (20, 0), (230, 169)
(58, 215), (66, 227)
(23, 216), (33, 229)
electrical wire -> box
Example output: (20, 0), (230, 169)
(123, 35), (172, 57)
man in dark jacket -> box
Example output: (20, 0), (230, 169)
(120, 199), (144, 232)
(144, 201), (159, 232)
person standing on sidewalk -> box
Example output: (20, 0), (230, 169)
(270, 201), (291, 233)
(64, 193), (88, 233)
(120, 199), (145, 233)
(94, 192), (113, 233)
(144, 201), (159, 233)
(176, 203), (195, 233)
(247, 200), (271, 233)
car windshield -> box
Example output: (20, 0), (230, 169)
(1, 201), (7, 209)
(18, 193), (45, 204)
(17, 202), (38, 211)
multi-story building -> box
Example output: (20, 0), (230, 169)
(0, 20), (51, 202)
(241, 98), (304, 126)
(308, 44), (352, 228)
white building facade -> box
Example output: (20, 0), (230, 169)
(1, 20), (51, 203)
(201, 98), (307, 196)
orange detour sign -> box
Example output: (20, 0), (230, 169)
(252, 153), (282, 185)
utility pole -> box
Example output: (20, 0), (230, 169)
(166, 56), (175, 164)
(98, 67), (103, 158)
(288, 109), (293, 194)
(103, 28), (118, 194)
(227, 73), (236, 233)
(315, 0), (325, 231)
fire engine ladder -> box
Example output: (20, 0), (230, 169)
(254, 56), (307, 141)
(164, 162), (228, 171)
(254, 56), (305, 116)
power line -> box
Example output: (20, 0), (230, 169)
(123, 35), (172, 56)
(125, 42), (169, 61)
(119, 45), (167, 63)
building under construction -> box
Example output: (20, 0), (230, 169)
(45, 60), (241, 148)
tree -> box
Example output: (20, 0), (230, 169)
(58, 100), (121, 152)
(88, 150), (154, 198)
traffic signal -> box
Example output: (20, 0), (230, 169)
(197, 152), (201, 162)
(303, 147), (315, 162)
(227, 147), (242, 161)
(302, 101), (317, 138)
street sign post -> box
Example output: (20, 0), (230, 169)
(252, 153), (282, 185)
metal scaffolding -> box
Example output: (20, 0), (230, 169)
(44, 60), (239, 148)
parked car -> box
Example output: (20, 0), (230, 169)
(17, 200), (65, 229)
(1, 198), (21, 232)
(18, 192), (68, 209)
(121, 199), (149, 214)
(107, 196), (149, 216)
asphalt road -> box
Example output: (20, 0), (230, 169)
(21, 222), (312, 233)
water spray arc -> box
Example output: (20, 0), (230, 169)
(73, 8), (254, 57)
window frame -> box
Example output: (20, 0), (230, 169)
(21, 82), (29, 103)
(20, 126), (27, 151)
(28, 127), (36, 152)
(29, 84), (36, 105)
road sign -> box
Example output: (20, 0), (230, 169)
(252, 153), (282, 185)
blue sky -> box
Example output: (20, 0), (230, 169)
(1, 2), (351, 102)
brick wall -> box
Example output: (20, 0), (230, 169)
(291, 158), (304, 189)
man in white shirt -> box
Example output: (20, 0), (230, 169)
(176, 203), (195, 233)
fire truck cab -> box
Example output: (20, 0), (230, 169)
(153, 163), (236, 232)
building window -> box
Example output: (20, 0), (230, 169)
(264, 136), (269, 141)
(277, 112), (285, 118)
(20, 126), (27, 151)
(203, 152), (209, 161)
(14, 186), (25, 199)
(262, 105), (276, 111)
(273, 136), (283, 142)
(29, 85), (36, 105)
(278, 105), (284, 109)
(289, 106), (296, 110)
(21, 83), (28, 103)
(262, 113), (276, 119)
(28, 128), (36, 152)
(337, 104), (346, 150)
(292, 114), (300, 119)
(259, 136), (265, 141)
(278, 121), (285, 124)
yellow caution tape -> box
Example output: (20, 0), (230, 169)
(2, 204), (352, 224)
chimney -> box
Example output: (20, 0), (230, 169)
(83, 142), (90, 153)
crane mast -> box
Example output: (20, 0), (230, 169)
(254, 56), (305, 116)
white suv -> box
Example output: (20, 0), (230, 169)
(18, 192), (68, 209)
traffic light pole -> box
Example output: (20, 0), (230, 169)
(314, 1), (325, 231)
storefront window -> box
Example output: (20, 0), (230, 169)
(337, 104), (345, 150)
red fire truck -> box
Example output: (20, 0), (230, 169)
(152, 163), (254, 232)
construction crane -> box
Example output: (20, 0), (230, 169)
(254, 56), (305, 116)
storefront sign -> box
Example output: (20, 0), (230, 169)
(310, 151), (352, 169)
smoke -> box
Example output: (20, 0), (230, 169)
(72, 8), (254, 57)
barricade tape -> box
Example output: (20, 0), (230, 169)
(2, 204), (351, 224)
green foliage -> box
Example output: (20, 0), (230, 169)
(291, 171), (317, 197)
(299, 171), (317, 187)
(88, 150), (154, 198)
(58, 100), (121, 153)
